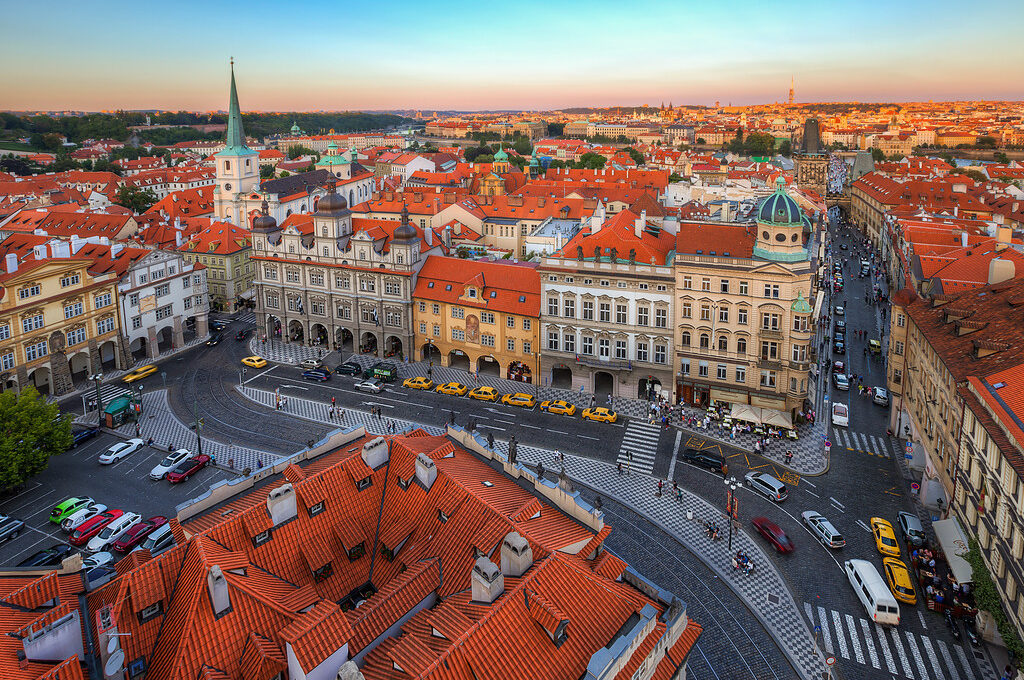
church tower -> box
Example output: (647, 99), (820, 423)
(214, 60), (259, 224)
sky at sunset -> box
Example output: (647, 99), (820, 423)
(2, 0), (1023, 112)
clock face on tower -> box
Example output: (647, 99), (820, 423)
(225, 183), (232, 192)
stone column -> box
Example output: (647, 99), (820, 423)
(173, 316), (184, 349)
(147, 327), (159, 360)
(196, 311), (209, 338)
(49, 352), (74, 396)
(87, 338), (102, 375)
(116, 334), (133, 370)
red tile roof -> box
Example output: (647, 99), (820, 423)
(558, 209), (676, 265)
(413, 256), (541, 316)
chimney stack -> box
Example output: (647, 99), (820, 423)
(206, 566), (231, 617)
(266, 484), (297, 526)
(471, 556), (504, 603)
(500, 532), (534, 577)
(961, 231), (969, 248)
(988, 258), (1015, 285)
(361, 436), (389, 469)
(635, 210), (646, 238)
(4, 253), (17, 273)
(414, 453), (437, 490)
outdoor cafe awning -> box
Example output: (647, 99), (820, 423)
(932, 518), (973, 584)
(761, 408), (794, 430)
(730, 403), (762, 424)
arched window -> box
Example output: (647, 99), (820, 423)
(681, 331), (691, 347)
(224, 160), (231, 171)
(737, 337), (747, 354)
(699, 333), (709, 349)
(718, 335), (728, 351)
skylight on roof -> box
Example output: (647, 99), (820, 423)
(428, 282), (434, 288)
(519, 295), (526, 303)
(993, 382), (1007, 389)
(490, 291), (497, 298)
(482, 481), (494, 487)
(445, 284), (452, 291)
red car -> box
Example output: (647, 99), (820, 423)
(751, 516), (795, 554)
(166, 454), (211, 484)
(69, 509), (124, 547)
(111, 516), (168, 552)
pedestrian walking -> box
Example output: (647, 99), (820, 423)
(627, 450), (633, 463)
(785, 450), (793, 465)
(328, 406), (335, 419)
(617, 462), (624, 475)
(721, 462), (729, 479)
(331, 396), (336, 407)
(656, 479), (663, 497)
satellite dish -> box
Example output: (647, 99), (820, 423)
(105, 649), (125, 676)
(106, 637), (119, 654)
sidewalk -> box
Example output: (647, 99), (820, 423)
(248, 337), (340, 366)
(234, 384), (828, 680)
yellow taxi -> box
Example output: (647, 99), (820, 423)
(403, 376), (435, 390)
(882, 557), (917, 605)
(501, 392), (536, 408)
(122, 365), (158, 383)
(435, 382), (469, 396)
(241, 356), (267, 369)
(468, 386), (499, 401)
(870, 517), (901, 557)
(539, 400), (576, 416)
(582, 407), (618, 423)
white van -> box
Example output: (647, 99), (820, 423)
(845, 559), (900, 625)
(86, 512), (141, 553)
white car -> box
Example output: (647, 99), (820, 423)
(150, 449), (192, 480)
(873, 387), (890, 407)
(82, 551), (116, 571)
(299, 358), (323, 370)
(834, 305), (845, 317)
(355, 378), (384, 394)
(98, 438), (145, 464)
(86, 512), (141, 553)
(801, 511), (846, 548)
(61, 503), (108, 532)
(831, 402), (849, 427)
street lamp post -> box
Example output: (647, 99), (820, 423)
(724, 475), (739, 551)
(89, 373), (104, 421)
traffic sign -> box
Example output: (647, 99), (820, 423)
(814, 625), (821, 633)
(825, 656), (836, 666)
(911, 482), (920, 492)
(824, 394), (830, 402)
(905, 454), (913, 460)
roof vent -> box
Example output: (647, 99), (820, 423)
(500, 531), (534, 577)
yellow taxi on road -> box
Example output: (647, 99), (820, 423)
(501, 392), (536, 408)
(122, 365), (158, 383)
(539, 400), (576, 416)
(882, 557), (917, 605)
(871, 517), (901, 557)
(468, 386), (499, 401)
(241, 356), (268, 369)
(403, 376), (435, 390)
(436, 382), (469, 396)
(582, 407), (618, 423)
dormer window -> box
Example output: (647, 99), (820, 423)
(347, 543), (366, 561)
(253, 530), (272, 548)
(357, 476), (372, 491)
(308, 500), (325, 517)
(467, 288), (477, 298)
(313, 562), (333, 582)
(137, 600), (163, 623)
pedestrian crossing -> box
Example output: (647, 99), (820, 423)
(85, 384), (135, 411)
(616, 419), (661, 474)
(234, 311), (257, 325)
(831, 429), (892, 457)
(804, 603), (995, 680)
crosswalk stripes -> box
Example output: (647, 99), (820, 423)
(832, 429), (891, 457)
(616, 419), (660, 474)
(86, 384), (134, 411)
(234, 312), (257, 325)
(805, 603), (981, 679)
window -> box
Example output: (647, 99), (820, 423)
(681, 302), (692, 318)
(637, 307), (649, 326)
(95, 292), (111, 308)
(739, 281), (749, 295)
(451, 307), (465, 319)
(481, 334), (495, 347)
(385, 310), (401, 327)
(60, 274), (80, 288)
(419, 321), (427, 334)
(253, 530), (271, 548)
(654, 344), (666, 364)
(760, 341), (779, 360)
(720, 279), (730, 293)
(64, 302), (84, 319)
(737, 337), (747, 354)
(507, 338), (516, 352)
(153, 270), (165, 280)
(582, 300), (594, 320)
(636, 341), (648, 362)
(548, 330), (559, 351)
(700, 304), (711, 321)
(266, 293), (279, 308)
(563, 299), (575, 318)
(892, 368), (903, 385)
(22, 313), (44, 333)
(481, 312), (495, 324)
(506, 316), (515, 328)
(66, 327), (86, 346)
(132, 316), (142, 329)
(681, 331), (691, 347)
(792, 315), (807, 332)
(760, 370), (777, 387)
(182, 275), (191, 288)
(286, 269), (300, 283)
(680, 359), (690, 375)
(26, 340), (48, 361)
(522, 340), (532, 355)
(138, 601), (164, 623)
(0, 324), (7, 341)
(701, 277), (711, 291)
(698, 361), (708, 377)
(738, 308), (748, 325)
(184, 297), (192, 310)
(466, 287), (477, 298)
(18, 285), (40, 300)
(309, 271), (325, 286)
(385, 281), (401, 296)
(617, 281), (626, 289)
(763, 284), (780, 299)
(155, 305), (173, 321)
(893, 341), (904, 355)
(598, 338), (610, 357)
(792, 345), (807, 362)
(717, 364), (727, 380)
(155, 283), (170, 298)
(128, 292), (140, 307)
(718, 307), (729, 323)
(168, 265), (176, 275)
(564, 333), (576, 352)
(761, 313), (780, 331)
(638, 283), (648, 290)
(682, 276), (692, 290)
(432, 304), (440, 315)
(311, 300), (326, 316)
(452, 328), (466, 341)
(718, 336), (728, 351)
(735, 366), (746, 383)
(336, 274), (350, 289)
(599, 303), (611, 322)
(418, 301), (426, 313)
(548, 297), (559, 316)
(897, 313), (906, 328)
(193, 274), (202, 286)
(581, 336), (593, 355)
(433, 325), (440, 337)
(616, 304), (627, 324)
(139, 273), (147, 284)
(359, 278), (375, 292)
(522, 319), (531, 331)
(615, 340), (627, 359)
(2, 350), (15, 370)
(699, 333), (710, 349)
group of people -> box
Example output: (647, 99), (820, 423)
(704, 520), (721, 541)
(732, 550), (755, 574)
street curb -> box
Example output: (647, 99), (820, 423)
(568, 473), (834, 680)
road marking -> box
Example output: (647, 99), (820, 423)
(918, 610), (927, 629)
(494, 419), (516, 425)
(904, 632), (927, 679)
(856, 519), (872, 532)
(0, 481), (42, 507)
(242, 365), (277, 385)
(578, 435), (600, 440)
(520, 424), (541, 429)
(549, 430), (569, 435)
(936, 639), (961, 680)
(816, 605), (834, 654)
(802, 478), (817, 488)
(280, 384), (309, 390)
(884, 624), (914, 678)
(953, 645), (973, 680)
(872, 622), (898, 674)
(920, 635), (946, 680)
(805, 489), (820, 498)
(831, 609), (849, 659)
(845, 614), (865, 664)
(666, 431), (682, 481)
(5, 488), (60, 515)
(477, 424), (506, 431)
(859, 617), (880, 669)
(360, 401), (394, 409)
(829, 497), (845, 508)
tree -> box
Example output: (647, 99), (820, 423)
(951, 168), (987, 183)
(464, 145), (493, 163)
(546, 122), (565, 137)
(696, 137), (706, 145)
(0, 387), (71, 491)
(870, 148), (886, 162)
(279, 171), (290, 177)
(512, 138), (532, 156)
(994, 151), (1009, 164)
(259, 164), (275, 178)
(668, 172), (683, 183)
(977, 136), (997, 149)
(623, 146), (645, 166)
(778, 140), (792, 157)
(575, 152), (606, 170)
(0, 154), (39, 175)
(287, 145), (318, 160)
(114, 185), (158, 213)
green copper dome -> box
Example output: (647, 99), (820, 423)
(756, 177), (801, 225)
(493, 144), (508, 161)
(791, 290), (812, 313)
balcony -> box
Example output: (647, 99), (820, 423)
(758, 357), (785, 371)
(789, 360), (810, 372)
(760, 328), (783, 340)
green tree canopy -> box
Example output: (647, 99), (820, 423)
(287, 145), (318, 160)
(259, 164), (275, 178)
(512, 138), (533, 156)
(623, 146), (645, 165)
(0, 387), (71, 491)
(576, 152), (607, 170)
(114, 185), (158, 213)
(464, 145), (494, 163)
(546, 122), (565, 137)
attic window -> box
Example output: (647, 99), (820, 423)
(490, 291), (497, 298)
(467, 288), (477, 298)
(724, 252), (730, 257)
(137, 600), (163, 623)
(313, 562), (333, 583)
(253, 529), (272, 548)
(696, 250), (703, 255)
(993, 382), (1007, 389)
(482, 480), (494, 487)
(308, 500), (325, 517)
(519, 296), (526, 303)
(347, 543), (366, 561)
(445, 284), (453, 291)
(428, 282), (434, 288)
(709, 251), (716, 256)
(357, 476), (373, 491)
(438, 509), (449, 524)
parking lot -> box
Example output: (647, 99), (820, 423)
(0, 431), (235, 566)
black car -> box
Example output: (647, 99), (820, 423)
(834, 332), (845, 344)
(70, 426), (99, 447)
(234, 329), (248, 341)
(0, 514), (25, 542)
(17, 544), (77, 567)
(680, 448), (726, 473)
(833, 340), (845, 354)
(834, 319), (846, 333)
(206, 332), (223, 346)
(302, 368), (332, 382)
(209, 319), (230, 331)
(335, 361), (361, 376)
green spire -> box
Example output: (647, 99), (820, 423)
(222, 59), (255, 156)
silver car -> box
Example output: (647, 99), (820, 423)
(355, 378), (384, 394)
(801, 510), (845, 548)
(897, 511), (925, 547)
(0, 514), (24, 542)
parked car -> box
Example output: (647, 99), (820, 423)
(744, 471), (788, 502)
(234, 329), (249, 341)
(752, 516), (795, 553)
(302, 368), (332, 381)
(833, 373), (850, 391)
(873, 387), (890, 406)
(61, 503), (108, 532)
(335, 361), (361, 376)
(403, 376), (435, 390)
(354, 378), (385, 394)
(896, 511), (925, 547)
(363, 361), (398, 382)
(0, 514), (25, 542)
(98, 438), (145, 464)
(833, 305), (845, 317)
(85, 565), (118, 591)
(834, 319), (846, 333)
(299, 358), (323, 370)
(883, 557), (917, 605)
(436, 382), (469, 396)
(801, 511), (845, 548)
(84, 512), (139, 552)
(70, 427), (99, 447)
(206, 332), (223, 346)
(50, 497), (94, 524)
(112, 516), (168, 552)
(832, 340), (845, 354)
(133, 523), (175, 556)
(69, 510), (125, 546)
(82, 551), (116, 571)
(166, 454), (211, 484)
(831, 402), (849, 427)
(870, 517), (901, 557)
(832, 360), (845, 374)
(540, 400), (576, 416)
(501, 393), (536, 408)
(680, 448), (725, 473)
(241, 356), (267, 369)
(581, 407), (617, 423)
(150, 449), (192, 481)
(17, 544), (77, 567)
(122, 364), (157, 384)
(468, 386), (499, 401)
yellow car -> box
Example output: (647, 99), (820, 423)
(122, 365), (157, 383)
(883, 557), (917, 605)
(871, 517), (901, 557)
(436, 382), (468, 396)
(241, 356), (267, 369)
(501, 392), (536, 408)
(468, 386), (499, 401)
(582, 407), (618, 423)
(403, 376), (435, 390)
(540, 400), (576, 416)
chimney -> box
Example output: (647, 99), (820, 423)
(538, 197), (546, 208)
(721, 202), (731, 222)
(100, 237), (110, 246)
(111, 243), (124, 258)
(500, 531), (534, 577)
(555, 230), (563, 252)
(988, 258), (1015, 285)
(33, 244), (47, 259)
(413, 192), (423, 203)
(266, 483), (297, 525)
(175, 230), (183, 248)
(434, 197), (441, 213)
(444, 225), (452, 249)
(414, 452), (437, 490)
(425, 225), (433, 247)
(206, 566), (231, 617)
(961, 231), (969, 248)
(4, 253), (17, 273)
(591, 202), (605, 233)
(174, 216), (181, 230)
(361, 436), (389, 469)
(635, 210), (646, 238)
(471, 556), (504, 603)
(996, 225), (1012, 249)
